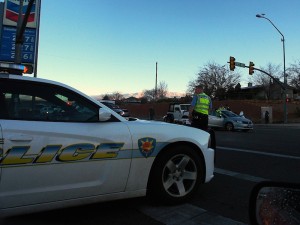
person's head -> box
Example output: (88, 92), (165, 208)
(195, 85), (203, 94)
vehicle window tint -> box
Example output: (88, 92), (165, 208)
(222, 110), (237, 117)
(0, 79), (99, 122)
(181, 105), (189, 111)
(210, 111), (216, 116)
(0, 92), (9, 118)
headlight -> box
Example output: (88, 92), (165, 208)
(208, 136), (211, 148)
(207, 129), (216, 150)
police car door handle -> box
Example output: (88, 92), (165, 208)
(8, 135), (33, 142)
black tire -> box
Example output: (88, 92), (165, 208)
(147, 145), (204, 204)
(164, 114), (174, 123)
(225, 122), (234, 131)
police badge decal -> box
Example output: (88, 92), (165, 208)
(138, 137), (156, 158)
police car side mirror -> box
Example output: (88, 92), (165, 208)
(249, 181), (300, 225)
(99, 108), (112, 121)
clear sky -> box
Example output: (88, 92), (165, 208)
(23, 1), (300, 96)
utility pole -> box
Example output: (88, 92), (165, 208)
(155, 62), (158, 100)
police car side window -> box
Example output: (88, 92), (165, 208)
(0, 79), (99, 122)
(0, 92), (9, 119)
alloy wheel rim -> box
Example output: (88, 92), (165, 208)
(162, 154), (197, 197)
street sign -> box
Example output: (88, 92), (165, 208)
(3, 0), (39, 28)
(235, 62), (245, 67)
(0, 25), (36, 63)
(0, 0), (41, 75)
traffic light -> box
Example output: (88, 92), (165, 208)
(249, 61), (255, 75)
(229, 56), (235, 71)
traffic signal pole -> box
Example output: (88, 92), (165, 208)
(228, 57), (287, 123)
(252, 67), (285, 90)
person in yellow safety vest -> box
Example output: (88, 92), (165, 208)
(216, 106), (225, 117)
(188, 85), (212, 131)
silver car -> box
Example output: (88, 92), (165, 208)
(209, 110), (253, 132)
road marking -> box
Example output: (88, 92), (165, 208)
(139, 203), (246, 225)
(214, 168), (267, 183)
(217, 146), (300, 160)
(140, 146), (299, 225)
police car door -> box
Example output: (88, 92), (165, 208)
(0, 79), (132, 209)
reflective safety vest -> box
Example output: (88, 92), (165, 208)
(194, 93), (210, 115)
(216, 106), (225, 116)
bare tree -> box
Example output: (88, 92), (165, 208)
(250, 63), (281, 100)
(188, 62), (240, 99)
(102, 94), (110, 100)
(287, 60), (300, 89)
(110, 92), (124, 101)
(157, 81), (168, 99)
(252, 63), (282, 85)
(143, 81), (168, 101)
(142, 89), (155, 102)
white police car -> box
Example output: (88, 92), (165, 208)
(0, 63), (215, 217)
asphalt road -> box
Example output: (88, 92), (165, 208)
(1, 124), (299, 225)
(203, 124), (300, 223)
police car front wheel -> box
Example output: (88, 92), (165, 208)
(147, 145), (204, 204)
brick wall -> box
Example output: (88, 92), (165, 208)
(121, 100), (300, 123)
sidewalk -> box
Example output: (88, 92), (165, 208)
(139, 203), (247, 225)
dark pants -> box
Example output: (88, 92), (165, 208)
(191, 112), (208, 131)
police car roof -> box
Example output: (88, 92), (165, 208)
(0, 73), (101, 106)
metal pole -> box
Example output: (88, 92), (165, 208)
(282, 36), (287, 123)
(155, 62), (158, 100)
(34, 0), (42, 77)
(256, 14), (287, 123)
(15, 0), (24, 64)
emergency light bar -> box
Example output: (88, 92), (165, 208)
(0, 63), (31, 75)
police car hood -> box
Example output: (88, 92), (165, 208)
(124, 119), (211, 147)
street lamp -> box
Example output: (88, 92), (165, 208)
(256, 14), (287, 123)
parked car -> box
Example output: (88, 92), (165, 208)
(163, 103), (190, 124)
(120, 108), (130, 118)
(100, 101), (129, 119)
(209, 109), (253, 132)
